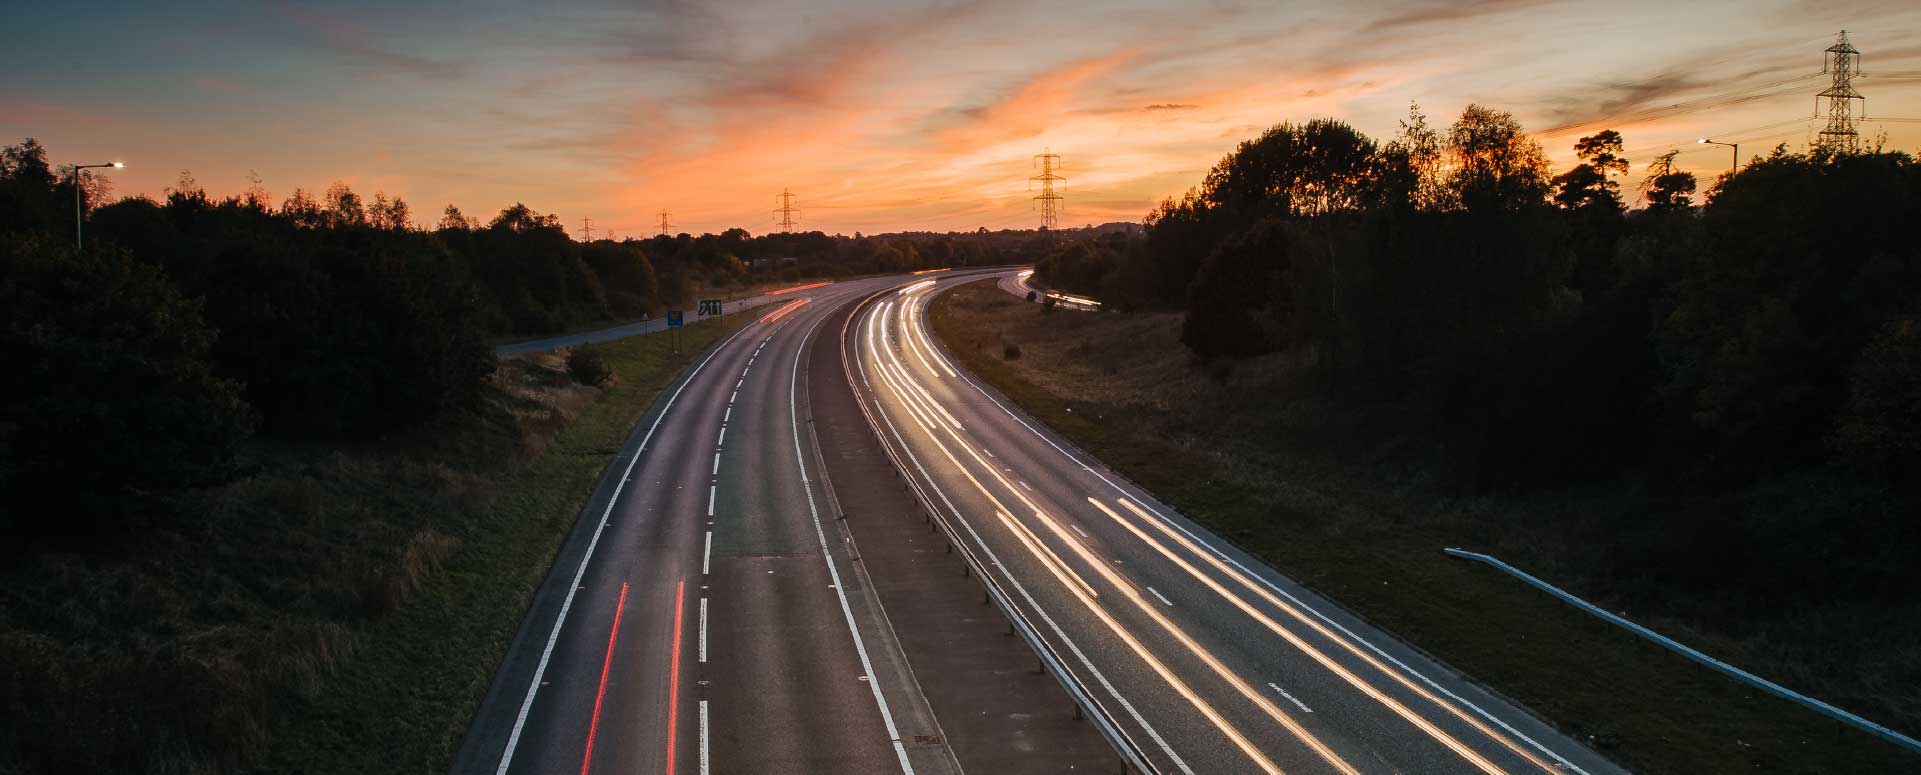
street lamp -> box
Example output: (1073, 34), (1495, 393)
(71, 161), (125, 248)
(1697, 138), (1737, 175)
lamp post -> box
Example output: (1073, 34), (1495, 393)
(1697, 139), (1737, 175)
(71, 161), (124, 248)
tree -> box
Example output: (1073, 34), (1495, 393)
(1, 235), (253, 533)
(1446, 104), (1550, 212)
(0, 139), (63, 236)
(1553, 130), (1629, 212)
(325, 182), (365, 227)
(438, 203), (475, 231)
(1640, 151), (1697, 210)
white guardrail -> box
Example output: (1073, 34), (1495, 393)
(840, 287), (1162, 775)
(1443, 548), (1921, 755)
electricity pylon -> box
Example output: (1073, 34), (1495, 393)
(657, 209), (675, 235)
(774, 188), (800, 233)
(1817, 30), (1864, 154)
(1030, 150), (1064, 230)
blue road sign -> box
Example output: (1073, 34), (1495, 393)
(667, 310), (684, 328)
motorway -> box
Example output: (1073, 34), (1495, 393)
(844, 273), (1629, 775)
(455, 275), (966, 775)
(457, 268), (1628, 775)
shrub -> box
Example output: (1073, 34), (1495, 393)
(567, 346), (612, 386)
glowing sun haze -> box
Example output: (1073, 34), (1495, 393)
(5, 0), (1919, 235)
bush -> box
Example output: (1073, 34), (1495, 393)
(0, 235), (253, 536)
(567, 346), (612, 386)
(1003, 343), (1022, 360)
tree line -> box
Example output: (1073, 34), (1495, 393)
(1033, 106), (1918, 605)
(1, 138), (1047, 538)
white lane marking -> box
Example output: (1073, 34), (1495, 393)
(494, 321), (757, 775)
(703, 530), (713, 574)
(699, 700), (711, 775)
(1147, 586), (1175, 607)
(699, 597), (709, 663)
(1071, 524), (1091, 539)
(1019, 480), (1034, 492)
(853, 307), (1192, 775)
(736, 378), (743, 389)
(982, 447), (995, 458)
(949, 351), (1590, 775)
(791, 307), (917, 774)
(1269, 683), (1313, 714)
(724, 406), (732, 422)
(712, 452), (720, 476)
(707, 485), (717, 517)
(716, 427), (726, 447)
(730, 390), (737, 403)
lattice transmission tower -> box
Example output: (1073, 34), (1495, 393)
(1030, 150), (1064, 230)
(773, 188), (800, 233)
(578, 216), (595, 241)
(657, 209), (675, 235)
(1816, 30), (1864, 154)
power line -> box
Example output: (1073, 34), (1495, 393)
(773, 188), (800, 233)
(1030, 149), (1064, 230)
(1816, 30), (1864, 153)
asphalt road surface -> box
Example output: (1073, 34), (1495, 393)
(455, 275), (985, 775)
(458, 268), (1629, 775)
(842, 272), (1630, 775)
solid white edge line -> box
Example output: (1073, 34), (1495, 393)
(792, 305), (916, 775)
(494, 321), (756, 775)
(937, 302), (1591, 775)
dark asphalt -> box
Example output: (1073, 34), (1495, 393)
(845, 273), (1631, 775)
(454, 276), (968, 775)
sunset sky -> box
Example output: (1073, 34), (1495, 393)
(6, 1), (1921, 236)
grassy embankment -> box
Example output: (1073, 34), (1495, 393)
(928, 278), (1919, 775)
(0, 312), (755, 775)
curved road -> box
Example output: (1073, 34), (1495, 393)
(458, 268), (1627, 775)
(843, 272), (1627, 775)
(455, 275), (991, 775)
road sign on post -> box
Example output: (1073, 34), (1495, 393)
(666, 310), (683, 328)
(697, 299), (723, 317)
(666, 309), (684, 353)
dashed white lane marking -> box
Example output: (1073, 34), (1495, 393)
(983, 448), (995, 458)
(1147, 586), (1175, 607)
(730, 390), (738, 403)
(699, 597), (709, 663)
(1018, 480), (1034, 492)
(707, 485), (717, 517)
(712, 452), (720, 476)
(1269, 683), (1314, 713)
(724, 406), (732, 422)
(699, 700), (711, 775)
(703, 530), (713, 574)
(717, 427), (726, 447)
(1071, 524), (1091, 539)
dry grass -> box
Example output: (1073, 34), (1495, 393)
(929, 278), (1921, 775)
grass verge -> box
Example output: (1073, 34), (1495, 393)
(0, 311), (754, 775)
(259, 311), (756, 773)
(927, 278), (1919, 775)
